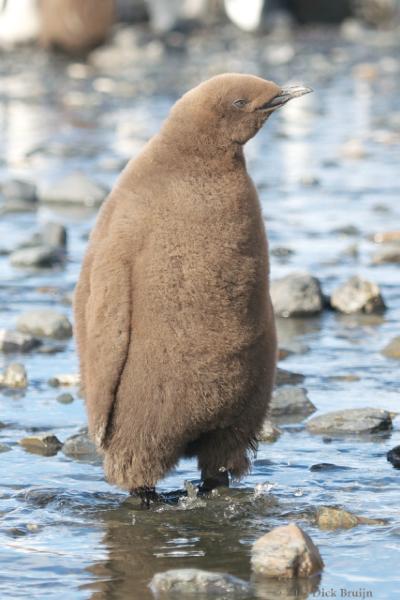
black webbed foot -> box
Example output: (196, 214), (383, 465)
(130, 486), (159, 509)
(199, 469), (229, 494)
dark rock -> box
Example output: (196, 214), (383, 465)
(275, 368), (305, 386)
(307, 408), (392, 435)
(19, 434), (62, 457)
(330, 276), (386, 314)
(387, 446), (400, 469)
(270, 386), (316, 418)
(310, 463), (350, 472)
(271, 272), (324, 318)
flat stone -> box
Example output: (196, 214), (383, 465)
(10, 246), (64, 268)
(372, 247), (400, 264)
(39, 172), (108, 207)
(0, 363), (28, 388)
(150, 569), (250, 598)
(19, 434), (62, 457)
(307, 408), (392, 435)
(330, 276), (386, 314)
(0, 329), (42, 353)
(270, 386), (316, 419)
(17, 310), (72, 339)
(1, 179), (37, 203)
(275, 368), (305, 386)
(316, 507), (386, 530)
(251, 524), (324, 578)
(259, 420), (282, 442)
(271, 272), (324, 318)
(382, 336), (400, 360)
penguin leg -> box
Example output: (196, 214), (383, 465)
(130, 486), (159, 509)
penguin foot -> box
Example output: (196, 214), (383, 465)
(130, 486), (159, 509)
(199, 470), (229, 494)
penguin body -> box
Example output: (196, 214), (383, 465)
(74, 74), (311, 492)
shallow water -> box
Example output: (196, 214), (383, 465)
(1, 23), (400, 600)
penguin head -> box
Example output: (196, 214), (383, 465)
(169, 73), (312, 147)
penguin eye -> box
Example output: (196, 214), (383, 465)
(232, 99), (248, 109)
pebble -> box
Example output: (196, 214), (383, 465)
(387, 446), (400, 469)
(17, 310), (72, 339)
(259, 420), (282, 442)
(330, 276), (386, 314)
(307, 408), (392, 435)
(1, 179), (37, 203)
(316, 507), (386, 530)
(19, 434), (62, 457)
(269, 386), (316, 418)
(39, 172), (108, 207)
(10, 246), (64, 268)
(0, 363), (28, 388)
(271, 272), (324, 318)
(251, 524), (324, 578)
(372, 246), (400, 264)
(56, 393), (74, 404)
(62, 432), (99, 462)
(0, 329), (42, 353)
(382, 336), (400, 360)
(150, 569), (250, 598)
(275, 368), (305, 387)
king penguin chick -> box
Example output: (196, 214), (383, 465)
(74, 74), (312, 505)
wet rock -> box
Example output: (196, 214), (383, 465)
(310, 463), (350, 472)
(316, 507), (386, 530)
(10, 246), (64, 268)
(0, 363), (28, 388)
(56, 393), (74, 404)
(17, 310), (72, 340)
(41, 222), (67, 248)
(307, 408), (392, 435)
(62, 432), (99, 462)
(259, 420), (282, 443)
(372, 246), (400, 264)
(39, 172), (108, 207)
(19, 434), (62, 457)
(275, 368), (305, 386)
(382, 336), (400, 360)
(330, 276), (386, 314)
(340, 139), (368, 160)
(48, 373), (80, 387)
(1, 179), (37, 203)
(270, 387), (316, 418)
(150, 569), (250, 598)
(387, 445), (400, 468)
(0, 329), (42, 353)
(271, 273), (324, 318)
(251, 524), (324, 578)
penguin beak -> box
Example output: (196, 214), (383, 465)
(258, 85), (313, 111)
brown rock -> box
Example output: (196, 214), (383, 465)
(382, 337), (400, 360)
(316, 507), (386, 530)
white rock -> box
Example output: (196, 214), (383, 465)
(0, 363), (28, 388)
(39, 172), (108, 207)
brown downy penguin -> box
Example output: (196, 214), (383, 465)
(39, 0), (115, 53)
(74, 73), (311, 505)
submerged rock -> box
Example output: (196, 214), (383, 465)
(10, 246), (64, 268)
(19, 434), (62, 456)
(0, 363), (28, 388)
(150, 568), (250, 598)
(330, 276), (386, 314)
(251, 524), (324, 578)
(39, 172), (108, 207)
(307, 408), (392, 435)
(316, 507), (386, 530)
(387, 445), (400, 469)
(270, 386), (316, 419)
(271, 272), (324, 318)
(259, 420), (282, 442)
(17, 310), (72, 340)
(382, 336), (400, 360)
(0, 329), (42, 353)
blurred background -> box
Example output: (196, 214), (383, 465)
(1, 2), (400, 600)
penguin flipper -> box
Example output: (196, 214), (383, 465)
(79, 236), (132, 449)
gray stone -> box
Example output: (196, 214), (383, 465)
(41, 222), (68, 248)
(259, 420), (282, 442)
(270, 386), (316, 418)
(307, 408), (392, 435)
(56, 393), (74, 404)
(0, 329), (42, 353)
(10, 246), (64, 268)
(62, 432), (99, 462)
(372, 246), (400, 264)
(382, 337), (400, 360)
(39, 172), (108, 207)
(17, 310), (72, 340)
(275, 368), (305, 387)
(271, 273), (324, 318)
(330, 276), (385, 314)
(251, 524), (324, 578)
(19, 434), (62, 457)
(0, 363), (28, 388)
(150, 569), (250, 598)
(1, 179), (37, 203)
